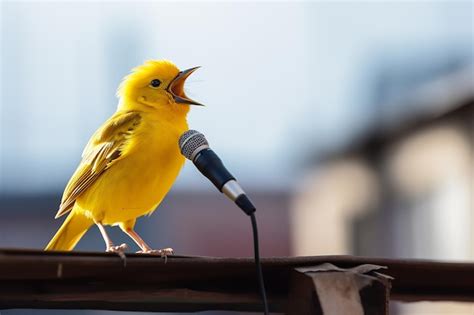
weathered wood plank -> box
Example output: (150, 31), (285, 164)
(0, 249), (473, 312)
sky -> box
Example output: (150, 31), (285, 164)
(0, 1), (472, 194)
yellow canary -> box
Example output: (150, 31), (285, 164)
(45, 60), (202, 254)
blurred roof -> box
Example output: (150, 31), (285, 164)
(311, 63), (474, 164)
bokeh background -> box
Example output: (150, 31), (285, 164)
(0, 1), (473, 314)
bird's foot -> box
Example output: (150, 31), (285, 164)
(136, 247), (174, 262)
(106, 243), (128, 253)
(106, 243), (128, 261)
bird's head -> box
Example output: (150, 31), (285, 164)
(117, 60), (202, 114)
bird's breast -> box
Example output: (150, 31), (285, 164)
(79, 117), (188, 224)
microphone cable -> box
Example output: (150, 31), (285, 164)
(178, 129), (269, 314)
(250, 212), (269, 315)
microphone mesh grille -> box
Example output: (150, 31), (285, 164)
(179, 129), (209, 160)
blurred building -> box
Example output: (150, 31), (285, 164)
(291, 61), (473, 314)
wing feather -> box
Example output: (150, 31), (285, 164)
(54, 111), (142, 218)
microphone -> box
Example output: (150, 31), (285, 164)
(179, 130), (256, 215)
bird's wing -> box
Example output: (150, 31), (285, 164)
(54, 111), (142, 218)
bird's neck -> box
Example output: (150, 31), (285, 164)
(117, 98), (189, 124)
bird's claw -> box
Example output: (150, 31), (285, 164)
(136, 247), (174, 262)
(106, 243), (128, 262)
(106, 243), (128, 253)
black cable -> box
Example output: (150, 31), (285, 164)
(250, 213), (269, 315)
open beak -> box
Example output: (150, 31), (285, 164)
(167, 66), (203, 106)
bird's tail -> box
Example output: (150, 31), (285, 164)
(45, 212), (93, 251)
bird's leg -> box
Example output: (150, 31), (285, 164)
(123, 228), (173, 258)
(96, 222), (128, 254)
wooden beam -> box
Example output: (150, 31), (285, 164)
(0, 249), (473, 312)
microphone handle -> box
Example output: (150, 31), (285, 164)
(193, 149), (256, 215)
(193, 149), (235, 191)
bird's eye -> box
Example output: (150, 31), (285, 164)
(149, 79), (161, 88)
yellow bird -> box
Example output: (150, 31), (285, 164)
(45, 60), (201, 254)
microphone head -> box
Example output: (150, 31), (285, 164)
(179, 129), (210, 161)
